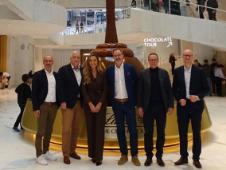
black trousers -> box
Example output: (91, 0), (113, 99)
(143, 105), (166, 159)
(177, 100), (204, 160)
(85, 105), (106, 162)
(215, 77), (223, 96)
(13, 105), (25, 128)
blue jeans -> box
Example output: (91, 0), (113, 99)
(112, 101), (138, 156)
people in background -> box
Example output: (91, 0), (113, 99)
(194, 59), (202, 68)
(214, 64), (225, 96)
(137, 52), (174, 167)
(131, 0), (137, 8)
(82, 54), (107, 166)
(163, 0), (170, 13)
(197, 0), (206, 19)
(13, 74), (32, 132)
(202, 59), (211, 95)
(173, 49), (209, 169)
(207, 0), (218, 21)
(210, 58), (218, 94)
(169, 53), (176, 75)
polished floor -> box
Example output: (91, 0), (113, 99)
(0, 89), (226, 170)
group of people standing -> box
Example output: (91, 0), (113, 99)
(14, 48), (209, 169)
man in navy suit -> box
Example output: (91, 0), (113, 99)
(58, 51), (82, 164)
(32, 55), (60, 165)
(106, 49), (140, 166)
(173, 49), (209, 169)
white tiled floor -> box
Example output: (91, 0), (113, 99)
(0, 89), (226, 170)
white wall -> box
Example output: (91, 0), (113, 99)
(7, 36), (34, 86)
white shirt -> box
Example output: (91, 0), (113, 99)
(71, 64), (81, 98)
(71, 64), (81, 86)
(114, 63), (128, 99)
(44, 70), (56, 102)
(214, 67), (225, 79)
(184, 66), (191, 99)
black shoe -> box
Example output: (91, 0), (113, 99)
(13, 127), (20, 132)
(96, 161), (102, 166)
(144, 157), (152, 166)
(193, 160), (202, 168)
(174, 157), (188, 165)
(157, 158), (165, 167)
(91, 158), (96, 163)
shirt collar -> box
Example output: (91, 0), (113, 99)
(184, 66), (192, 72)
(115, 63), (124, 70)
(71, 64), (80, 70)
(45, 69), (53, 75)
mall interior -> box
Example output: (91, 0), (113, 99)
(0, 0), (226, 170)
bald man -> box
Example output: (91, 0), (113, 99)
(173, 49), (209, 168)
(58, 51), (82, 164)
(32, 55), (61, 165)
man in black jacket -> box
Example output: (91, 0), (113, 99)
(13, 74), (31, 132)
(137, 52), (174, 167)
(58, 51), (82, 164)
(173, 49), (209, 169)
(32, 55), (60, 165)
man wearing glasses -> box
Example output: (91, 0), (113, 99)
(137, 52), (174, 167)
(173, 49), (209, 169)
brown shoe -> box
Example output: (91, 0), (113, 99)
(70, 152), (81, 160)
(131, 156), (141, 166)
(63, 156), (70, 164)
(174, 157), (188, 165)
(193, 160), (202, 169)
(117, 155), (128, 165)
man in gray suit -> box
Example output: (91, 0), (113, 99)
(137, 52), (174, 167)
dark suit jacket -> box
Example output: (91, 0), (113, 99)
(137, 68), (174, 113)
(58, 64), (82, 108)
(106, 63), (137, 107)
(32, 69), (61, 111)
(15, 83), (31, 107)
(172, 65), (209, 102)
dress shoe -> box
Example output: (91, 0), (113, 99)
(13, 127), (20, 132)
(131, 156), (141, 166)
(174, 157), (188, 165)
(91, 158), (96, 163)
(117, 155), (128, 165)
(63, 156), (70, 164)
(96, 161), (102, 166)
(70, 152), (81, 160)
(157, 158), (165, 167)
(36, 154), (48, 165)
(144, 157), (152, 166)
(193, 160), (202, 168)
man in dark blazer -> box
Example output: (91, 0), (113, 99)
(106, 49), (140, 166)
(32, 55), (60, 165)
(137, 52), (174, 167)
(173, 49), (209, 169)
(58, 51), (82, 164)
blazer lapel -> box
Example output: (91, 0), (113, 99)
(68, 64), (79, 87)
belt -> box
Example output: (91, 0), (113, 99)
(114, 98), (128, 103)
(44, 102), (56, 106)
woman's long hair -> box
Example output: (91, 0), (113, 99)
(83, 54), (105, 85)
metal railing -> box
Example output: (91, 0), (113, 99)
(135, 0), (226, 22)
(61, 7), (131, 36)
